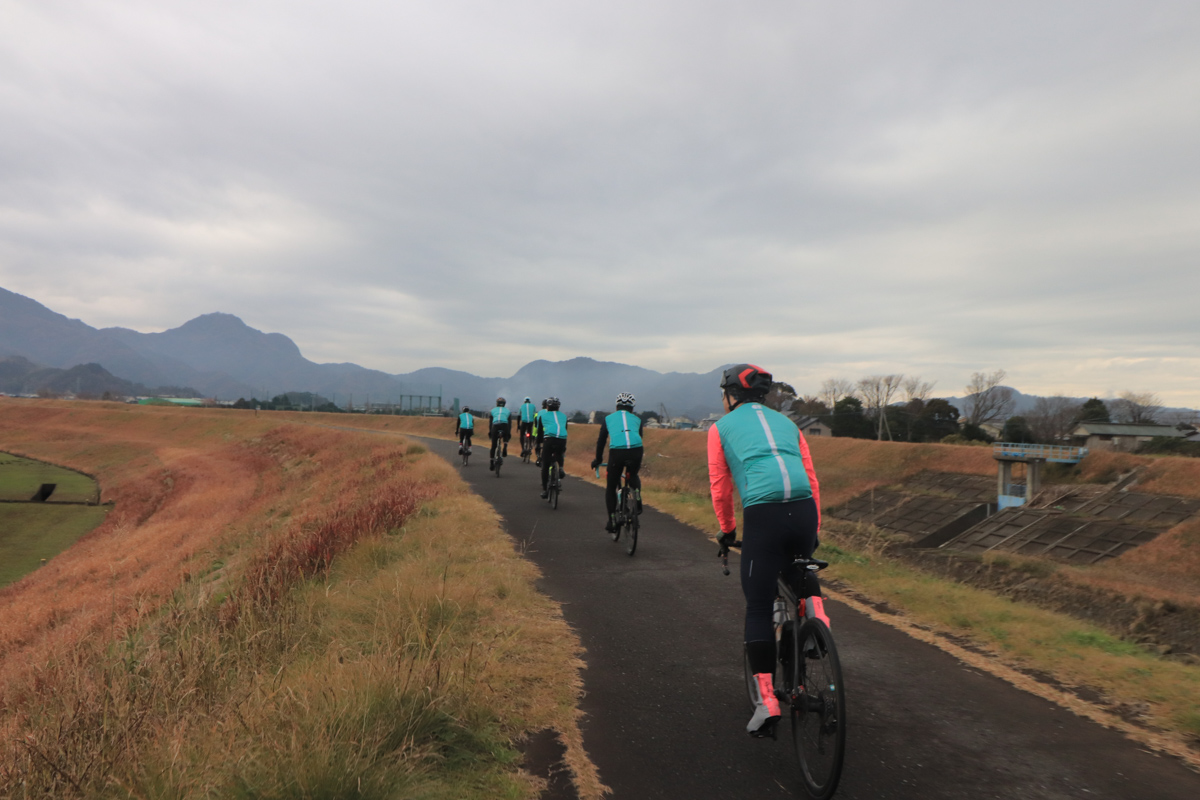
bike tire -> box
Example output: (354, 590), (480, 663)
(791, 618), (846, 800)
(610, 489), (622, 541)
(625, 491), (638, 556)
(549, 465), (560, 509)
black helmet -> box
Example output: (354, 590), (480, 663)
(496, 397), (506, 406)
(541, 399), (548, 409)
(461, 405), (470, 413)
(546, 397), (561, 411)
(720, 364), (772, 401)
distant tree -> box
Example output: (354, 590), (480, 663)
(569, 410), (587, 424)
(1001, 415), (1036, 444)
(856, 374), (903, 440)
(790, 396), (829, 418)
(902, 376), (936, 404)
(829, 396), (874, 439)
(960, 422), (995, 443)
(962, 369), (1014, 426)
(637, 410), (661, 424)
(1109, 391), (1162, 424)
(1027, 396), (1082, 444)
(818, 378), (856, 413)
(909, 398), (960, 442)
(1076, 397), (1110, 424)
(764, 381), (798, 413)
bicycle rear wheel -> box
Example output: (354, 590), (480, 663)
(624, 488), (638, 556)
(549, 464), (559, 509)
(610, 489), (622, 542)
(791, 618), (846, 800)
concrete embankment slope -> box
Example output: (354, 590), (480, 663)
(418, 435), (1200, 800)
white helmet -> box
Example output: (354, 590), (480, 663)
(615, 392), (635, 408)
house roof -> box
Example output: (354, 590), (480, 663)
(792, 415), (831, 429)
(1072, 422), (1185, 438)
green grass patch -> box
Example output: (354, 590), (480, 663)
(0, 451), (98, 502)
(0, 504), (108, 586)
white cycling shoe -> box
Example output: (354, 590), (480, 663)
(747, 672), (781, 736)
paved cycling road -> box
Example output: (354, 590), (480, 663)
(419, 437), (1200, 799)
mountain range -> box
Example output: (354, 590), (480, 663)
(0, 287), (726, 418)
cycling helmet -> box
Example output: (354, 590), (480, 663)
(615, 392), (635, 408)
(541, 399), (548, 409)
(545, 397), (561, 411)
(496, 397), (506, 406)
(524, 397), (532, 403)
(720, 364), (772, 403)
(461, 406), (470, 413)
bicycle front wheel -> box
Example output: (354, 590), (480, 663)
(791, 618), (846, 800)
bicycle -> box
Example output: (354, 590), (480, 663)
(720, 541), (846, 800)
(521, 430), (534, 464)
(595, 463), (640, 556)
(546, 459), (562, 509)
(459, 434), (472, 467)
(490, 432), (506, 477)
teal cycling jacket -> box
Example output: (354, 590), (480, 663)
(605, 410), (643, 449)
(538, 410), (568, 439)
(708, 403), (817, 524)
(519, 402), (536, 423)
(490, 406), (512, 425)
(458, 412), (474, 430)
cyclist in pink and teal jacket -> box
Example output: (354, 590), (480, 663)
(708, 364), (822, 737)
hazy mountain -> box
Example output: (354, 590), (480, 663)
(0, 287), (725, 417)
(0, 355), (198, 398)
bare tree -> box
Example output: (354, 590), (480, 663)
(819, 378), (856, 413)
(1109, 391), (1162, 424)
(763, 381), (798, 414)
(1160, 408), (1200, 428)
(962, 369), (1014, 426)
(902, 376), (936, 404)
(857, 374), (904, 440)
(1026, 396), (1082, 444)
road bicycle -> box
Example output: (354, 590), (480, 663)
(595, 463), (640, 556)
(720, 541), (846, 800)
(545, 458), (562, 509)
(459, 434), (472, 467)
(521, 429), (534, 464)
(490, 431), (506, 477)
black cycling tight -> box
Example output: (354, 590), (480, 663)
(605, 446), (643, 514)
(741, 498), (819, 674)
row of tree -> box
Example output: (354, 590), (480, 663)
(763, 369), (1183, 445)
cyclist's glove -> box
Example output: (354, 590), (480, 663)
(590, 459), (601, 471)
(717, 529), (738, 556)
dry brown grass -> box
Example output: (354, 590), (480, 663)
(0, 399), (594, 798)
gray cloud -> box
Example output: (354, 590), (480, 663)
(2, 1), (1199, 405)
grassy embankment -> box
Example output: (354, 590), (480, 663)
(340, 413), (1200, 753)
(0, 399), (600, 799)
(0, 452), (107, 587)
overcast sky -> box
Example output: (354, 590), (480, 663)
(2, 1), (1199, 405)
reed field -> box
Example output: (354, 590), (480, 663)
(0, 399), (596, 798)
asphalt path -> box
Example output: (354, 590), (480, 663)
(419, 436), (1200, 799)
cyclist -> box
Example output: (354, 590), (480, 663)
(518, 397), (537, 456)
(455, 405), (475, 456)
(590, 392), (643, 533)
(708, 364), (821, 737)
(536, 396), (568, 498)
(488, 397), (513, 469)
